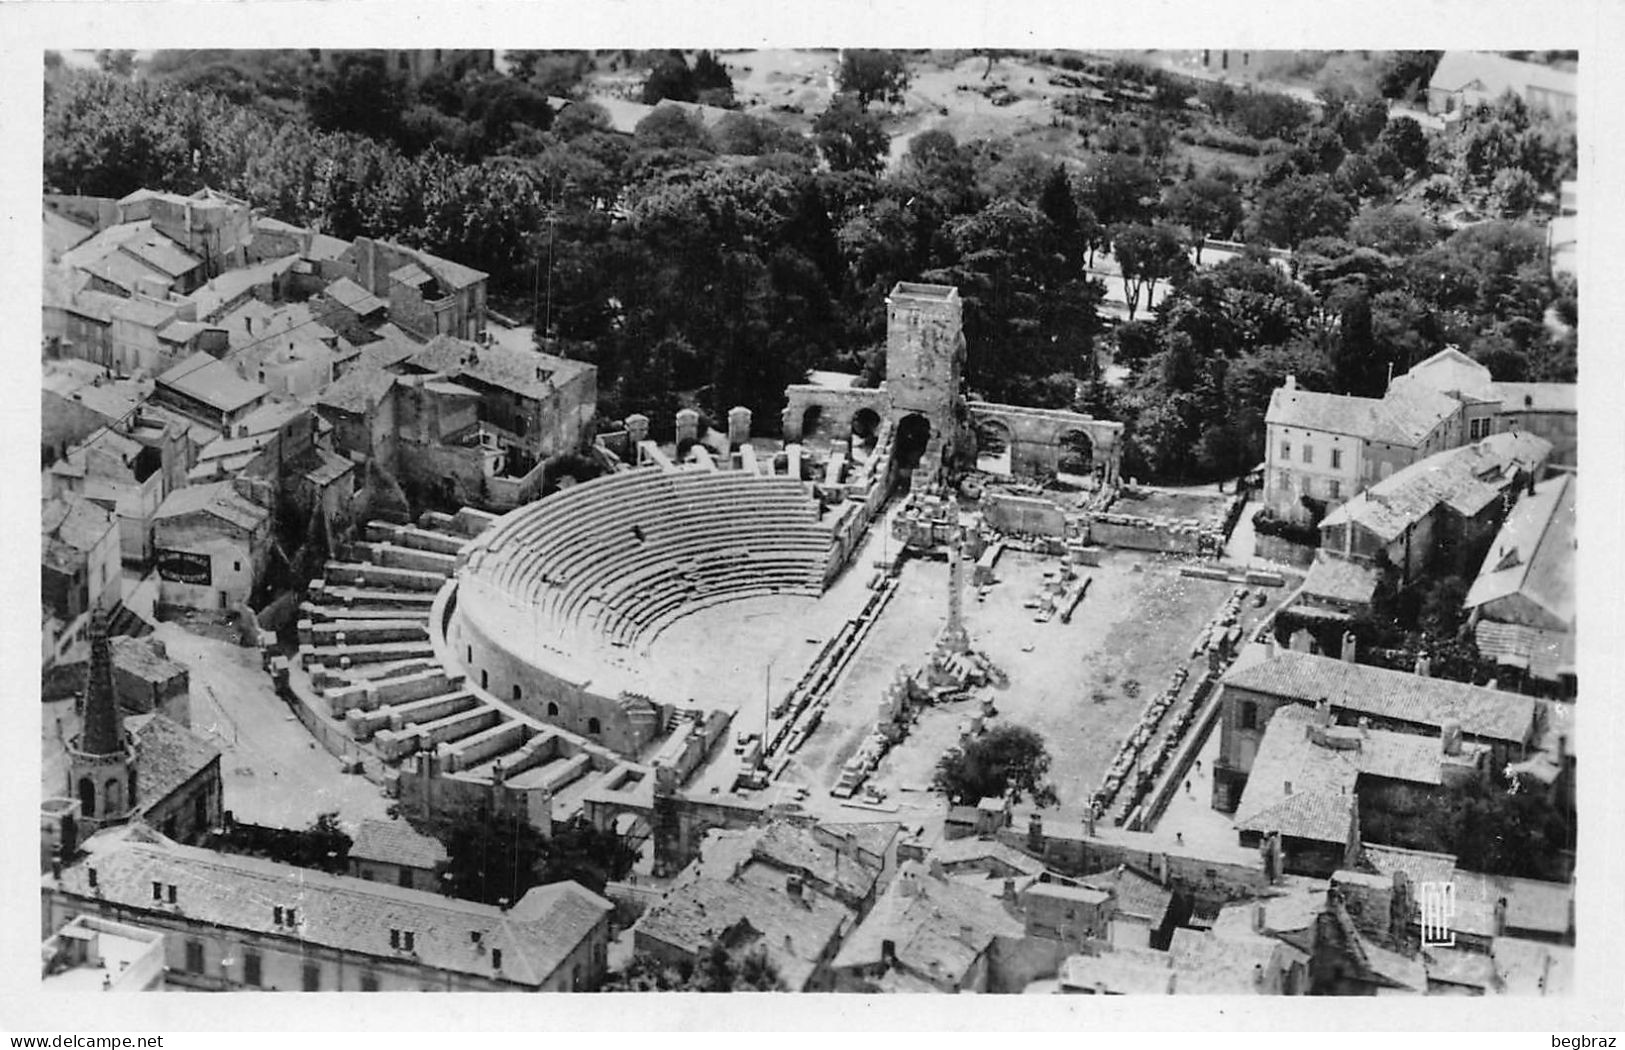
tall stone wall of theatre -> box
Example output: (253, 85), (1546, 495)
(885, 294), (963, 425)
(446, 596), (655, 757)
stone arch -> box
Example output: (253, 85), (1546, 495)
(547, 701), (560, 717)
(103, 776), (123, 817)
(850, 407), (882, 447)
(587, 717), (602, 735)
(1058, 428), (1095, 477)
(800, 404), (824, 440)
(894, 413), (932, 471)
(974, 416), (1016, 475)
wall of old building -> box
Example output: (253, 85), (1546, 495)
(140, 764), (222, 846)
(152, 517), (262, 610)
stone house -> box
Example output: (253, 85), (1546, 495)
(333, 238), (488, 343)
(1427, 51), (1576, 120)
(152, 352), (270, 433)
(150, 480), (274, 612)
(42, 495), (122, 666)
(1318, 431), (1551, 587)
(109, 636), (191, 727)
(43, 824), (612, 992)
(347, 819), (450, 893)
(1211, 646), (1540, 814)
(47, 429), (170, 567)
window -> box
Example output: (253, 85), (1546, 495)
(403, 931), (415, 953)
(244, 952), (262, 987)
(512, 685), (522, 702)
(302, 962), (320, 991)
(390, 929), (400, 949)
(185, 940), (205, 974)
(1330, 448), (1342, 470)
(1280, 439), (1291, 460)
(1302, 444), (1313, 464)
(1239, 701), (1258, 731)
(587, 717), (601, 735)
(1328, 480), (1341, 500)
(546, 702), (559, 717)
(152, 881), (163, 901)
(398, 867), (414, 889)
(480, 670), (489, 690)
(360, 972), (379, 992)
(234, 561), (241, 572)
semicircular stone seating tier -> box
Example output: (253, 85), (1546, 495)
(463, 466), (834, 652)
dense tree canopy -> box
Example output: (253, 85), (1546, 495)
(933, 724), (1058, 806)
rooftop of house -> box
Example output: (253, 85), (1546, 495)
(348, 819), (450, 871)
(1212, 883), (1329, 939)
(323, 276), (388, 316)
(152, 480), (269, 533)
(157, 352), (270, 414)
(84, 250), (177, 296)
(1492, 936), (1574, 995)
(1466, 473), (1575, 628)
(1453, 869), (1573, 939)
(54, 826), (611, 988)
(1166, 926), (1292, 994)
(1473, 620), (1575, 682)
(403, 335), (592, 402)
(1265, 385), (1381, 440)
(184, 256), (298, 320)
(363, 237), (486, 292)
(1234, 705), (1480, 843)
(317, 363), (399, 415)
(107, 296), (181, 330)
(109, 635), (187, 684)
(1396, 347), (1499, 403)
(1429, 51), (1577, 99)
(1320, 432), (1552, 542)
(1231, 647), (1535, 743)
(1056, 951), (1176, 994)
(633, 874), (850, 992)
(126, 713), (220, 817)
(1360, 843), (1459, 891)
(1425, 945), (1500, 990)
(1300, 552), (1382, 607)
(60, 220), (157, 271)
(44, 208), (95, 259)
(1078, 865), (1174, 924)
(41, 494), (116, 556)
(831, 862), (1025, 984)
(1494, 382), (1577, 415)
(120, 228), (202, 278)
(928, 836), (1047, 879)
(302, 446), (357, 489)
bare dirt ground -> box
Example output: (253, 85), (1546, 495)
(151, 624), (392, 830)
(780, 543), (1247, 820)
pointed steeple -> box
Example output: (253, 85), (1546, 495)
(79, 610), (123, 757)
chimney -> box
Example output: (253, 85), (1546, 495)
(1283, 781), (1292, 796)
(88, 867), (98, 890)
(1252, 902), (1267, 934)
(1415, 654), (1431, 678)
(1284, 374), (1297, 391)
(1002, 877), (1016, 901)
(784, 934), (794, 953)
(786, 875), (804, 902)
(881, 939), (897, 967)
(1253, 963), (1265, 988)
(1494, 897), (1508, 937)
(1441, 721), (1463, 757)
(1027, 813), (1044, 852)
(1084, 805), (1097, 838)
(498, 898), (510, 912)
(51, 858), (61, 881)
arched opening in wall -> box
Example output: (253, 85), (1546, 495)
(77, 777), (95, 817)
(894, 413), (931, 471)
(587, 717), (602, 735)
(973, 418), (1016, 476)
(1058, 429), (1095, 480)
(547, 701), (559, 717)
(103, 777), (123, 816)
(850, 407), (882, 455)
(800, 405), (824, 442)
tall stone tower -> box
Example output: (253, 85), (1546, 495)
(67, 611), (136, 833)
(885, 283), (966, 487)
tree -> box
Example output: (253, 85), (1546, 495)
(1074, 154), (1159, 228)
(1246, 174), (1355, 250)
(96, 50), (136, 77)
(1347, 203), (1439, 257)
(537, 817), (639, 895)
(598, 943), (785, 992)
(1378, 51), (1443, 102)
(1376, 115), (1429, 173)
(438, 813), (548, 905)
(813, 94), (889, 174)
(305, 50), (409, 142)
(552, 100), (613, 140)
(632, 105), (714, 153)
(641, 50), (697, 104)
(1110, 223), (1191, 319)
(301, 812), (353, 873)
(1490, 168), (1540, 218)
(932, 724), (1058, 806)
(714, 112), (814, 158)
(837, 50), (910, 108)
(1161, 176), (1242, 262)
(691, 50), (736, 108)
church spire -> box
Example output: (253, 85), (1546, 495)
(78, 609), (123, 757)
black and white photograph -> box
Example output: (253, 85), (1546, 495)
(4, 0), (1622, 1038)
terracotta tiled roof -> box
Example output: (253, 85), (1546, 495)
(1223, 649), (1537, 744)
(831, 862), (1024, 983)
(57, 831), (609, 988)
(126, 713), (220, 816)
(1300, 553), (1381, 606)
(349, 819), (450, 871)
(1466, 473), (1575, 630)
